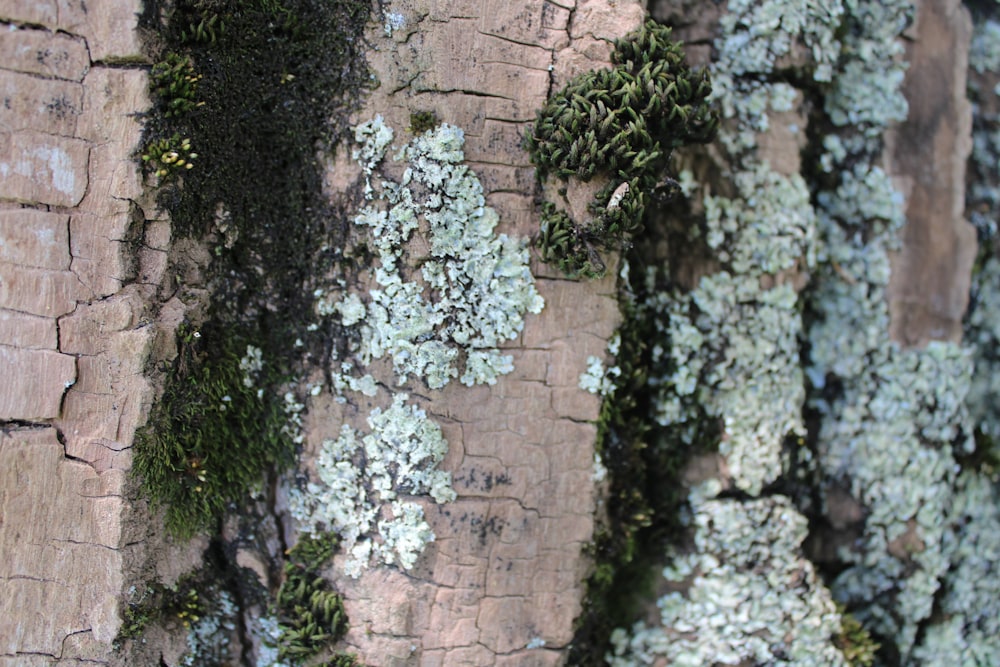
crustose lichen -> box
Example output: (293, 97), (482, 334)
(525, 19), (718, 278)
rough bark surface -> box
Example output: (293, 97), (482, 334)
(0, 0), (170, 662)
(886, 0), (977, 346)
(309, 1), (643, 663)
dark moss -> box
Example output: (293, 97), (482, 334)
(525, 19), (718, 278)
(409, 110), (440, 135)
(141, 0), (373, 354)
(273, 533), (356, 664)
(134, 325), (294, 538)
(135, 0), (372, 530)
(568, 283), (721, 665)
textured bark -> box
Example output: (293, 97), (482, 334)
(312, 3), (641, 662)
(1, 0), (993, 664)
(886, 0), (977, 347)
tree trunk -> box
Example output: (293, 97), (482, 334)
(2, 0), (999, 665)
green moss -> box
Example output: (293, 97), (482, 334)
(150, 52), (204, 118)
(568, 292), (720, 665)
(835, 606), (881, 667)
(135, 0), (372, 531)
(134, 327), (294, 537)
(275, 534), (349, 662)
(525, 19), (718, 278)
(117, 570), (217, 643)
(141, 133), (197, 179)
(408, 110), (440, 135)
(140, 0), (373, 345)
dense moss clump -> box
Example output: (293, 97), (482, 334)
(274, 534), (357, 664)
(135, 0), (372, 531)
(525, 19), (718, 277)
(134, 329), (294, 537)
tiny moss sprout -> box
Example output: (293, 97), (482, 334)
(151, 52), (205, 118)
(526, 19), (718, 278)
(408, 110), (439, 135)
(834, 605), (880, 667)
(142, 133), (198, 179)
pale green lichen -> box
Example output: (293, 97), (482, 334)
(711, 0), (843, 155)
(580, 334), (623, 396)
(911, 471), (1000, 664)
(647, 164), (815, 495)
(289, 393), (455, 577)
(607, 496), (850, 667)
(331, 116), (543, 391)
(802, 1), (995, 659)
(292, 116), (543, 577)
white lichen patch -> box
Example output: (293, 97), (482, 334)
(328, 116), (543, 391)
(912, 471), (1000, 664)
(289, 393), (455, 577)
(290, 117), (545, 576)
(607, 496), (850, 667)
(180, 589), (238, 667)
(712, 0), (843, 154)
(646, 164), (815, 495)
(803, 0), (988, 658)
(639, 0), (823, 495)
(579, 334), (622, 396)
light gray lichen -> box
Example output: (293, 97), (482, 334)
(646, 163), (815, 495)
(911, 471), (1000, 665)
(579, 333), (622, 396)
(607, 496), (849, 667)
(803, 0), (993, 659)
(327, 116), (544, 391)
(289, 393), (455, 577)
(292, 117), (544, 577)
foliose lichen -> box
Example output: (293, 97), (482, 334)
(329, 116), (544, 390)
(804, 1), (998, 660)
(289, 392), (454, 577)
(293, 116), (543, 578)
(607, 496), (850, 666)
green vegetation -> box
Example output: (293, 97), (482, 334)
(135, 0), (372, 532)
(835, 606), (881, 667)
(568, 298), (720, 665)
(150, 52), (204, 118)
(118, 573), (209, 641)
(134, 328), (294, 537)
(525, 19), (718, 277)
(274, 534), (355, 664)
(408, 110), (440, 135)
(141, 133), (197, 178)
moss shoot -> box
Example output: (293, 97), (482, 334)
(274, 534), (357, 664)
(525, 20), (718, 278)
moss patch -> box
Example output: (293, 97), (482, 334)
(135, 0), (372, 533)
(525, 20), (718, 278)
(134, 327), (293, 537)
(274, 534), (357, 664)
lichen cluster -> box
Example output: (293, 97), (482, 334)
(607, 496), (850, 666)
(293, 117), (543, 577)
(526, 20), (718, 277)
(341, 116), (544, 389)
(289, 394), (455, 577)
(601, 1), (943, 663)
